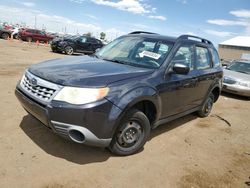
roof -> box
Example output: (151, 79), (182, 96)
(220, 36), (250, 48)
(126, 32), (213, 46)
(126, 33), (177, 43)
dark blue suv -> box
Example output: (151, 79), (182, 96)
(15, 31), (223, 155)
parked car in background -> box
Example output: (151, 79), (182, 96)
(15, 32), (222, 155)
(18, 29), (54, 42)
(221, 59), (233, 67)
(0, 28), (11, 40)
(50, 35), (103, 55)
(223, 60), (250, 97)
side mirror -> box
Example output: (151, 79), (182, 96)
(173, 63), (190, 75)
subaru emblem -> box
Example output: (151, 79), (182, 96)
(30, 78), (37, 86)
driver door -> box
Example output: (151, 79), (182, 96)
(159, 43), (201, 118)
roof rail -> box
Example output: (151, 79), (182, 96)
(177, 35), (212, 45)
(129, 31), (157, 35)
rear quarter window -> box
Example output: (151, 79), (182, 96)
(195, 46), (211, 70)
(211, 48), (221, 67)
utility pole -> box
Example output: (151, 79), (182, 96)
(35, 15), (37, 29)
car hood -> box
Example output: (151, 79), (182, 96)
(224, 69), (250, 82)
(28, 56), (153, 87)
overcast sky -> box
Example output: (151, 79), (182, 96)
(0, 0), (249, 45)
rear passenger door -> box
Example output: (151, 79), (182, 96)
(86, 38), (98, 53)
(33, 30), (41, 41)
(75, 36), (90, 53)
(194, 45), (215, 104)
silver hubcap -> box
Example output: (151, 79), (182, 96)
(205, 97), (213, 113)
(66, 47), (73, 54)
(117, 121), (142, 148)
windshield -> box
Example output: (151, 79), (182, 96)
(96, 36), (173, 69)
(226, 61), (250, 74)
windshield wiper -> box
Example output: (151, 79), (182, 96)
(102, 58), (128, 65)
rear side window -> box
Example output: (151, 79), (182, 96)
(87, 38), (96, 43)
(195, 47), (211, 70)
(172, 45), (194, 70)
(211, 49), (221, 67)
(27, 29), (35, 33)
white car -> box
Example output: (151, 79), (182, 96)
(223, 60), (250, 97)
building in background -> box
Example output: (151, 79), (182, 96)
(218, 36), (250, 61)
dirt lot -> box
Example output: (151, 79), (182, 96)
(0, 39), (249, 188)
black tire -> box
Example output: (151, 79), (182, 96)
(52, 48), (58, 53)
(13, 34), (18, 39)
(197, 93), (214, 117)
(26, 37), (32, 42)
(109, 109), (150, 156)
(1, 32), (10, 40)
(64, 45), (74, 55)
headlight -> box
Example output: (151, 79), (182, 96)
(20, 73), (25, 83)
(53, 87), (109, 105)
(236, 81), (250, 88)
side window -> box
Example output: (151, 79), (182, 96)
(195, 47), (211, 70)
(79, 37), (87, 43)
(27, 29), (34, 33)
(172, 45), (194, 70)
(38, 30), (45, 35)
(211, 48), (221, 67)
(87, 38), (97, 43)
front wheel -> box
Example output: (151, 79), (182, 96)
(109, 109), (150, 156)
(1, 33), (10, 40)
(64, 46), (74, 55)
(197, 93), (214, 117)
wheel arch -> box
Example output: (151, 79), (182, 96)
(108, 86), (161, 137)
(211, 86), (220, 102)
(1, 32), (11, 39)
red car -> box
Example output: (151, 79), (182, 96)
(18, 29), (54, 42)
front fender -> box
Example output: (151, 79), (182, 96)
(116, 86), (160, 111)
(107, 86), (161, 137)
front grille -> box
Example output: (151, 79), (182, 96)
(20, 71), (61, 103)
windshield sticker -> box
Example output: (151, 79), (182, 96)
(139, 51), (161, 60)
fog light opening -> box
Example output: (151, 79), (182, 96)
(68, 129), (85, 143)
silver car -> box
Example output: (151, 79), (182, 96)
(223, 60), (250, 97)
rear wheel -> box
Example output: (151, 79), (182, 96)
(65, 46), (74, 55)
(109, 109), (150, 156)
(197, 93), (214, 117)
(26, 37), (32, 42)
(1, 32), (10, 40)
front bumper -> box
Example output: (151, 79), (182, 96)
(15, 87), (121, 147)
(222, 83), (250, 97)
